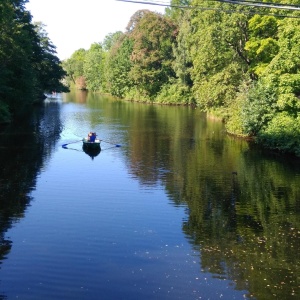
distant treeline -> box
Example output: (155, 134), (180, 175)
(0, 0), (68, 123)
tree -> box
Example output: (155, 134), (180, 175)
(32, 22), (67, 94)
(245, 15), (279, 77)
(62, 49), (87, 89)
(83, 43), (104, 92)
(102, 31), (123, 51)
(189, 3), (250, 110)
(105, 33), (134, 98)
(155, 6), (194, 105)
(172, 10), (193, 87)
(0, 0), (67, 122)
(0, 0), (36, 114)
(128, 10), (177, 98)
(166, 0), (191, 19)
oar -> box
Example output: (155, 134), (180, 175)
(62, 140), (82, 148)
(100, 139), (121, 147)
(62, 146), (83, 153)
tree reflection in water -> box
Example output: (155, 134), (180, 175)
(0, 94), (299, 299)
(126, 104), (300, 299)
(0, 101), (63, 266)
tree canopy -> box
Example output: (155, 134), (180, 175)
(0, 0), (67, 122)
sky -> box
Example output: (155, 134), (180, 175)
(25, 0), (170, 60)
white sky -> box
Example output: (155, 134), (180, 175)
(26, 0), (169, 60)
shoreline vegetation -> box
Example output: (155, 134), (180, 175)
(61, 1), (300, 158)
(2, 1), (300, 157)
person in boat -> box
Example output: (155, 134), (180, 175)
(88, 132), (97, 142)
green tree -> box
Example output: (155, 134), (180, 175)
(0, 0), (66, 122)
(264, 17), (300, 114)
(102, 31), (123, 51)
(105, 33), (134, 98)
(127, 10), (177, 99)
(248, 16), (300, 155)
(166, 0), (191, 19)
(83, 43), (104, 92)
(62, 48), (87, 89)
(172, 11), (193, 88)
(0, 0), (37, 115)
(32, 22), (67, 94)
(156, 7), (194, 105)
(245, 15), (279, 77)
(189, 1), (250, 111)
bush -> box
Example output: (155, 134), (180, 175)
(257, 112), (300, 156)
(225, 93), (248, 137)
(241, 80), (278, 135)
(155, 82), (195, 105)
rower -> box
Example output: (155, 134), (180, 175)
(90, 132), (96, 142)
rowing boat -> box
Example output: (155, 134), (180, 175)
(82, 138), (101, 159)
(82, 138), (101, 149)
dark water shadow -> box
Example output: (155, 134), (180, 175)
(0, 101), (63, 284)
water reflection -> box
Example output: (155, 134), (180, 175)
(82, 144), (101, 159)
(73, 91), (300, 298)
(61, 142), (101, 160)
(114, 98), (300, 298)
(0, 91), (299, 299)
(0, 101), (63, 263)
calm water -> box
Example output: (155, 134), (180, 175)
(0, 91), (299, 300)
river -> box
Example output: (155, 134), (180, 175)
(0, 91), (299, 300)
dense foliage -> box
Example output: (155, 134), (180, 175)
(0, 0), (67, 122)
(63, 0), (300, 156)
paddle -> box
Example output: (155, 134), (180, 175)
(100, 139), (121, 147)
(62, 140), (82, 148)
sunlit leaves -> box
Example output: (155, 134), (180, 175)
(245, 15), (279, 76)
(258, 112), (300, 155)
(248, 15), (278, 38)
(188, 3), (250, 110)
(105, 34), (134, 98)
